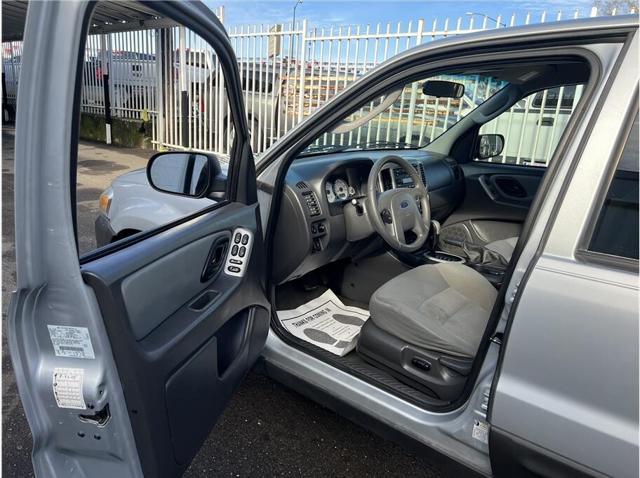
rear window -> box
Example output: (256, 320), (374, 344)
(588, 113), (639, 260)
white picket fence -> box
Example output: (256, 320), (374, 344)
(1, 6), (625, 164)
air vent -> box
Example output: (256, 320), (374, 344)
(412, 162), (427, 187)
(302, 191), (321, 216)
(395, 163), (426, 188)
(296, 181), (309, 190)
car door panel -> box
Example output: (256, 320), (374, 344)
(82, 202), (270, 477)
(441, 162), (545, 248)
(490, 261), (638, 478)
(9, 1), (271, 477)
(119, 233), (227, 341)
(490, 40), (638, 478)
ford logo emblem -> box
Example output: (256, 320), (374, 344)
(400, 200), (409, 208)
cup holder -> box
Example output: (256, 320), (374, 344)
(425, 251), (466, 264)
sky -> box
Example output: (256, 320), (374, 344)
(204, 0), (600, 29)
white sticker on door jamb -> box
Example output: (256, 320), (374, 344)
(52, 367), (86, 410)
(47, 325), (95, 359)
(472, 420), (489, 444)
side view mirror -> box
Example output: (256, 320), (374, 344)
(147, 152), (225, 199)
(476, 134), (505, 160)
(422, 80), (465, 99)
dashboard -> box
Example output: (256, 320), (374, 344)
(271, 150), (464, 284)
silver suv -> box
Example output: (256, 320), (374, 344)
(9, 2), (639, 478)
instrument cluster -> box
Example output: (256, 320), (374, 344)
(325, 178), (357, 203)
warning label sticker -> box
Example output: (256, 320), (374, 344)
(47, 325), (95, 359)
(472, 420), (489, 444)
(52, 367), (86, 410)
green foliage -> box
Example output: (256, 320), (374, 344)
(79, 114), (153, 149)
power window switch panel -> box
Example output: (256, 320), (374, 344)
(224, 227), (253, 277)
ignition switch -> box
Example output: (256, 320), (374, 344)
(350, 198), (364, 216)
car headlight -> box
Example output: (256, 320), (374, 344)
(99, 189), (113, 215)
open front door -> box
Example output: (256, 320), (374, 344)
(9, 2), (269, 477)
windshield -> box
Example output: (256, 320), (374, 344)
(300, 73), (508, 157)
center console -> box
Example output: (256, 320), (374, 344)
(423, 250), (466, 264)
(398, 220), (506, 288)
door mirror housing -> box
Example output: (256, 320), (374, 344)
(422, 80), (465, 99)
(476, 134), (505, 159)
(147, 152), (225, 199)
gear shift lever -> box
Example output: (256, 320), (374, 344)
(429, 219), (441, 253)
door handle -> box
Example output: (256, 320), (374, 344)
(479, 174), (530, 209)
(494, 177), (528, 199)
(201, 238), (229, 282)
(478, 175), (499, 201)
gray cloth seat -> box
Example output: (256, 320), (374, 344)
(369, 262), (498, 359)
(484, 236), (518, 262)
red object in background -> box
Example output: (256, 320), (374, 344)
(95, 66), (103, 80)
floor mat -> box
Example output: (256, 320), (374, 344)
(276, 289), (369, 356)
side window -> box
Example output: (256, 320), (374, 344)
(478, 84), (583, 166)
(531, 85), (577, 109)
(587, 114), (639, 260)
(77, 4), (235, 256)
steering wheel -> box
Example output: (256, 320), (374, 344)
(366, 155), (431, 252)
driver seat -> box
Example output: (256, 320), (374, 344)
(357, 262), (497, 401)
